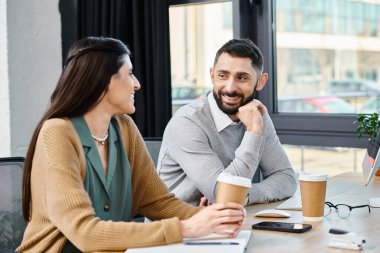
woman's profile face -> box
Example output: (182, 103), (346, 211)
(103, 55), (141, 115)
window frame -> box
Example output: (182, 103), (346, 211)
(250, 0), (367, 148)
(167, 0), (368, 148)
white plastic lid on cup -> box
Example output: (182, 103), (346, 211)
(217, 172), (252, 188)
(299, 172), (328, 182)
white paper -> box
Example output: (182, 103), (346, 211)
(126, 230), (252, 253)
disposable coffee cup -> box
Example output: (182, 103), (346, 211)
(216, 172), (251, 205)
(299, 173), (328, 222)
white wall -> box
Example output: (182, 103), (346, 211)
(0, 0), (10, 156)
(3, 0), (62, 156)
(0, 0), (11, 156)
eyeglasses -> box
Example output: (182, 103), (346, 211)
(324, 201), (371, 219)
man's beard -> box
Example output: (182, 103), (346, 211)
(213, 89), (255, 115)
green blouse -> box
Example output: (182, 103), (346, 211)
(63, 116), (132, 252)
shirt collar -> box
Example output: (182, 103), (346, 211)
(70, 115), (118, 148)
(208, 92), (240, 132)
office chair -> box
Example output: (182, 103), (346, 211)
(132, 138), (163, 223)
(143, 137), (162, 167)
(0, 157), (26, 253)
(252, 166), (262, 183)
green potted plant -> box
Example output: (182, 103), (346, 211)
(355, 112), (380, 176)
(356, 112), (380, 139)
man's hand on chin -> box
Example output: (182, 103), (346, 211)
(237, 99), (266, 134)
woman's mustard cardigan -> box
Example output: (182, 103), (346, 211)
(17, 115), (200, 253)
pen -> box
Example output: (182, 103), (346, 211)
(184, 242), (239, 245)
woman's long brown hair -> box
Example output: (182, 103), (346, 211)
(22, 37), (130, 221)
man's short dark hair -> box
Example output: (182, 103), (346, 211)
(213, 39), (264, 73)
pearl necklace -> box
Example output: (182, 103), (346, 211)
(91, 132), (108, 145)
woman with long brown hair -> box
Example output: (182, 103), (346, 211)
(17, 37), (245, 252)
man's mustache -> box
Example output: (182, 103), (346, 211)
(220, 91), (243, 98)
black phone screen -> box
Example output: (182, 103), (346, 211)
(252, 221), (312, 233)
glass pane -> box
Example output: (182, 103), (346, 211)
(284, 145), (366, 176)
(275, 0), (380, 114)
(169, 2), (233, 114)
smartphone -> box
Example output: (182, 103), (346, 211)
(252, 221), (312, 233)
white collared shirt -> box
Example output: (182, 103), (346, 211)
(207, 92), (241, 132)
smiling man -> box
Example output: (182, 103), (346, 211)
(157, 39), (297, 206)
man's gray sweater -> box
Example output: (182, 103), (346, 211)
(157, 96), (297, 206)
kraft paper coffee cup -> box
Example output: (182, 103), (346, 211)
(299, 173), (328, 222)
(216, 172), (251, 205)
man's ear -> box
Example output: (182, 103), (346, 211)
(255, 73), (269, 91)
(210, 67), (215, 84)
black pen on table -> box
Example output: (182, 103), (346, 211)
(184, 242), (239, 245)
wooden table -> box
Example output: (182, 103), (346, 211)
(243, 172), (380, 252)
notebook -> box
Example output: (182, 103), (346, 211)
(126, 230), (252, 253)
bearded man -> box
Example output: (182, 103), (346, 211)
(157, 39), (297, 206)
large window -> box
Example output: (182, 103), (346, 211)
(246, 0), (370, 147)
(276, 0), (380, 115)
(167, 0), (373, 176)
(169, 1), (233, 114)
(270, 0), (380, 174)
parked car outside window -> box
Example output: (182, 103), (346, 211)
(172, 86), (210, 100)
(278, 96), (356, 114)
(172, 86), (210, 113)
(360, 95), (380, 114)
(325, 79), (380, 96)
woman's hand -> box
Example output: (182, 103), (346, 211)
(181, 202), (245, 238)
